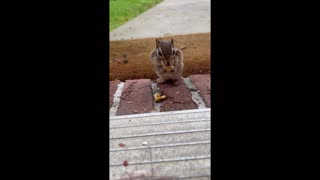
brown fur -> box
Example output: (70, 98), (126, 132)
(150, 38), (184, 85)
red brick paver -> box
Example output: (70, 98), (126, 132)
(109, 80), (120, 109)
(116, 79), (154, 116)
(190, 75), (211, 107)
(158, 81), (198, 112)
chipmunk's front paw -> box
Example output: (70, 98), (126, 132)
(156, 78), (165, 84)
(159, 67), (166, 74)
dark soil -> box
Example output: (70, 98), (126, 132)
(109, 33), (210, 81)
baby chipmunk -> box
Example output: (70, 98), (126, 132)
(150, 38), (184, 86)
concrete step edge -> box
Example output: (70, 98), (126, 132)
(110, 131), (210, 148)
(111, 118), (210, 129)
(110, 140), (210, 152)
(110, 156), (211, 167)
(110, 129), (211, 140)
(110, 121), (210, 139)
(110, 108), (211, 120)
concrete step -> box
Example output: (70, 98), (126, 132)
(110, 131), (210, 150)
(110, 108), (210, 128)
(149, 159), (210, 179)
(110, 143), (210, 166)
(110, 120), (209, 139)
(109, 108), (211, 179)
(110, 159), (211, 180)
(110, 109), (210, 139)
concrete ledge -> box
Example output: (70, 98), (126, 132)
(109, 108), (211, 179)
(110, 108), (211, 119)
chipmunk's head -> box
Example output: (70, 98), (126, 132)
(156, 38), (176, 67)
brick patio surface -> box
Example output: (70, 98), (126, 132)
(190, 74), (211, 108)
(110, 74), (211, 116)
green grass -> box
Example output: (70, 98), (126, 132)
(110, 0), (163, 31)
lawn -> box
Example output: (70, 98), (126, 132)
(110, 0), (163, 31)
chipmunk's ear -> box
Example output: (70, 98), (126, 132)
(171, 39), (174, 47)
(156, 38), (160, 48)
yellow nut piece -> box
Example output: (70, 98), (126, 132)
(163, 66), (174, 72)
(160, 95), (166, 100)
(155, 97), (162, 103)
(154, 93), (161, 99)
(154, 93), (166, 103)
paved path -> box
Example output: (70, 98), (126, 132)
(110, 0), (211, 41)
(109, 108), (211, 179)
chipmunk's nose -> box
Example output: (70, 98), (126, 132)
(166, 62), (170, 66)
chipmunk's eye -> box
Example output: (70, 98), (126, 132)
(157, 49), (162, 56)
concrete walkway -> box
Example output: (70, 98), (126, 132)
(110, 108), (211, 179)
(110, 0), (211, 41)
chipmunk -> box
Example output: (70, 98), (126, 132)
(150, 38), (184, 86)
